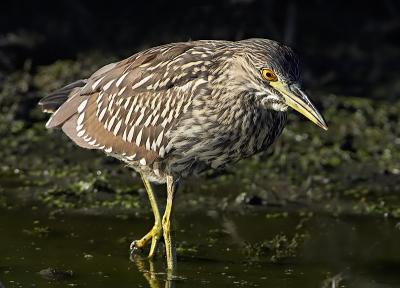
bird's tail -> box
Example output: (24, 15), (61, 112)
(39, 80), (87, 113)
(38, 79), (87, 128)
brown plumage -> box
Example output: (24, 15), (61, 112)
(41, 41), (229, 182)
(39, 38), (327, 271)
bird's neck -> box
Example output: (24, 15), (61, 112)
(200, 89), (286, 134)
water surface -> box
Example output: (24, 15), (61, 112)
(0, 202), (399, 287)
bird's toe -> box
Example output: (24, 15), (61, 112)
(129, 240), (144, 255)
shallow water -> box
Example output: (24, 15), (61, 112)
(0, 202), (399, 288)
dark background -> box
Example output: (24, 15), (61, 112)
(1, 0), (399, 100)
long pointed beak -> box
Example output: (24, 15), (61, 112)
(270, 82), (328, 130)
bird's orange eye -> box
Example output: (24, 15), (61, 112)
(261, 68), (278, 82)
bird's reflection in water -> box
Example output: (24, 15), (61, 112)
(132, 256), (177, 288)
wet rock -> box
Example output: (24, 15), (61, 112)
(38, 267), (73, 281)
(83, 253), (93, 260)
(235, 193), (264, 206)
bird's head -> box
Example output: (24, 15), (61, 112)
(235, 38), (328, 130)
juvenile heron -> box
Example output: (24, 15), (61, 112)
(39, 38), (327, 272)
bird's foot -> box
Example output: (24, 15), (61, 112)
(130, 223), (163, 258)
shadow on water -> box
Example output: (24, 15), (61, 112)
(0, 200), (400, 288)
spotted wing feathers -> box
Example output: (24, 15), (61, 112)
(41, 41), (215, 165)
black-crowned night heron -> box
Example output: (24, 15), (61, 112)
(39, 38), (327, 272)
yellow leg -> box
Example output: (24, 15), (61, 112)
(130, 173), (163, 258)
(162, 175), (178, 273)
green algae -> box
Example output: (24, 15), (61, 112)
(244, 232), (309, 263)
